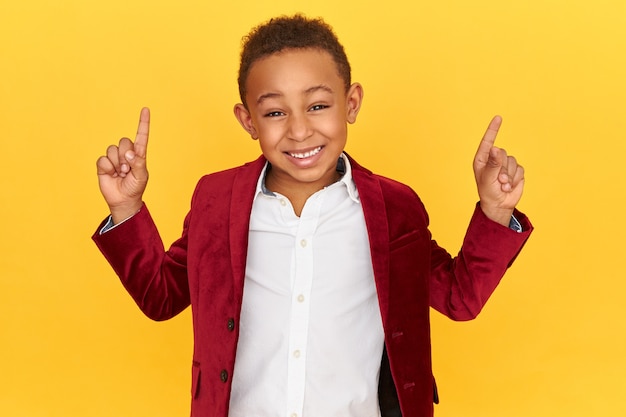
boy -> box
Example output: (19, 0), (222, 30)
(93, 14), (532, 417)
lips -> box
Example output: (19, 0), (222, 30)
(287, 146), (322, 159)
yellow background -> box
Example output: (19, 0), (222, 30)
(1, 0), (625, 416)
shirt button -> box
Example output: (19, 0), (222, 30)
(293, 350), (301, 358)
(280, 199), (287, 206)
(297, 294), (305, 303)
(220, 369), (228, 383)
(300, 239), (307, 248)
(227, 318), (235, 331)
(291, 413), (298, 417)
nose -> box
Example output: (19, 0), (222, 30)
(287, 113), (312, 142)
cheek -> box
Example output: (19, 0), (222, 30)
(255, 122), (284, 143)
(319, 117), (348, 142)
(256, 126), (286, 154)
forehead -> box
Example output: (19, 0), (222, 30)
(245, 48), (344, 101)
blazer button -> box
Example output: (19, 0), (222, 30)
(220, 369), (229, 383)
(227, 318), (235, 331)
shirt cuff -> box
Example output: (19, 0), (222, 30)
(98, 212), (138, 234)
(509, 215), (523, 233)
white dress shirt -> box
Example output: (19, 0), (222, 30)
(228, 154), (385, 417)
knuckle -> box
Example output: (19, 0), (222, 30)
(118, 137), (132, 148)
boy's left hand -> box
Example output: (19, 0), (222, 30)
(473, 116), (525, 227)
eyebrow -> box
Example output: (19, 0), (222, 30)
(256, 84), (334, 105)
(304, 84), (334, 95)
(256, 92), (282, 104)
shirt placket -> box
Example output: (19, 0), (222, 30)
(285, 193), (323, 417)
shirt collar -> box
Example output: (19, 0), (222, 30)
(254, 153), (360, 203)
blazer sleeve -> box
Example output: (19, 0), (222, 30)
(428, 203), (533, 321)
(92, 203), (191, 321)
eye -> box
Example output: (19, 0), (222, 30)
(309, 104), (329, 111)
(264, 111), (285, 117)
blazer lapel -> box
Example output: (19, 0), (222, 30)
(229, 156), (267, 303)
(350, 157), (391, 324)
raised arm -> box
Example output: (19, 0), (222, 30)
(93, 108), (192, 320)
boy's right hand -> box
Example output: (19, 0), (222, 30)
(96, 107), (150, 224)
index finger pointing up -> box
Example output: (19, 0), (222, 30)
(134, 107), (150, 158)
(476, 115), (503, 161)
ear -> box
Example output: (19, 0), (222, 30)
(345, 82), (364, 124)
(233, 103), (258, 139)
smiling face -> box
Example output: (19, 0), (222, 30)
(234, 48), (363, 197)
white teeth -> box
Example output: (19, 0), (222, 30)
(289, 146), (322, 159)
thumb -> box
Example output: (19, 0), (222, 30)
(125, 149), (148, 182)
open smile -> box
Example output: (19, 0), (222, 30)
(287, 146), (323, 159)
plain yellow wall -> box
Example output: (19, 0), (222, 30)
(1, 0), (625, 416)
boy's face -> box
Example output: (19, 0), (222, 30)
(234, 48), (362, 195)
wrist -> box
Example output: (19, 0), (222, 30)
(110, 201), (143, 225)
(479, 203), (514, 227)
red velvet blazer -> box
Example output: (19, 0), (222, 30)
(93, 155), (532, 417)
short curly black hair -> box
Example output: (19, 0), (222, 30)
(237, 14), (352, 107)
